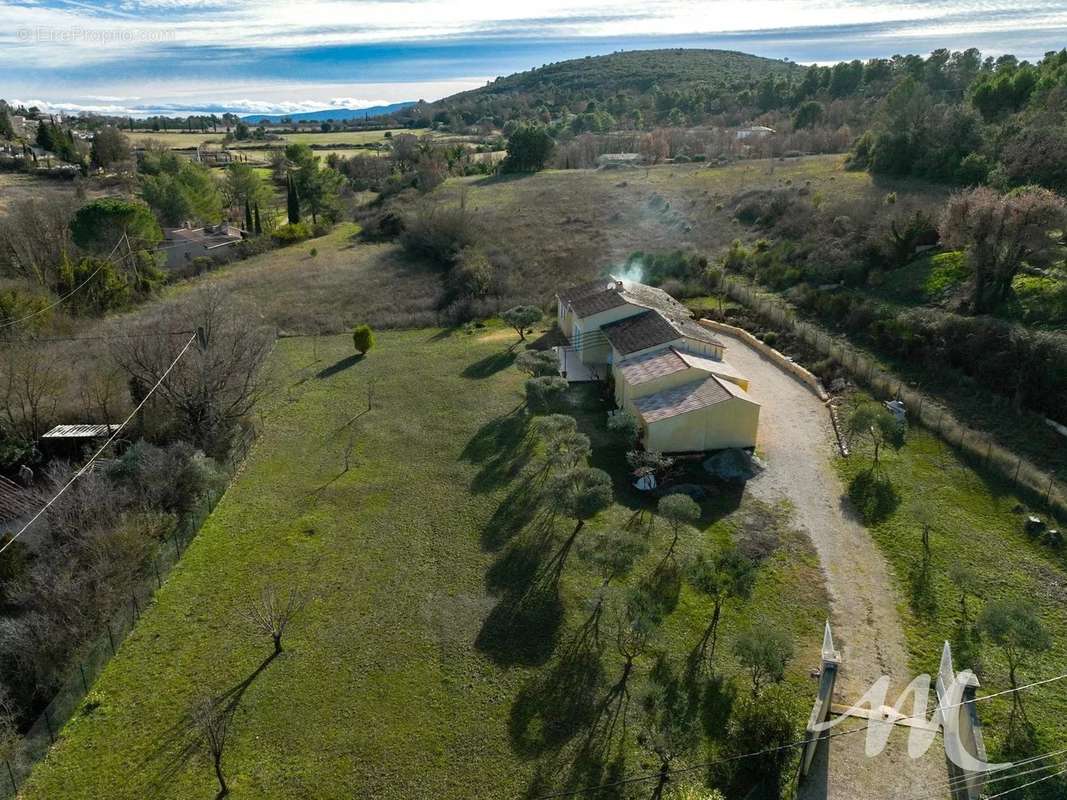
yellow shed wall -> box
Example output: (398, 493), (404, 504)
(643, 398), (760, 453)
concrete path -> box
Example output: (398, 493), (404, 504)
(717, 333), (949, 800)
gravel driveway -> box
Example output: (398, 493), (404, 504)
(717, 332), (949, 800)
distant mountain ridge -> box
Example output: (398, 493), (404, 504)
(242, 101), (415, 124)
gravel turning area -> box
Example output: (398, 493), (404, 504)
(718, 333), (949, 800)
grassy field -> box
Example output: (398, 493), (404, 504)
(417, 155), (942, 306)
(837, 419), (1067, 782)
(21, 327), (827, 800)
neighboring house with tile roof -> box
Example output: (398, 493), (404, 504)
(555, 276), (759, 452)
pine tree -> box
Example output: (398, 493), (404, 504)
(286, 173), (301, 224)
(253, 203), (262, 235)
(35, 120), (55, 152)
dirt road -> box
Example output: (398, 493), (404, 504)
(717, 332), (949, 800)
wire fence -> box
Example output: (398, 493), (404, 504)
(0, 426), (256, 798)
(722, 279), (1067, 521)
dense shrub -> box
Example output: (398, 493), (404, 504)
(271, 222), (312, 245)
(401, 201), (481, 268)
(352, 324), (375, 354)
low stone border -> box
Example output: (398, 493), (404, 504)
(697, 318), (828, 401)
(827, 401), (850, 458)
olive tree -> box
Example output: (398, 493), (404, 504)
(656, 493), (700, 566)
(688, 548), (756, 667)
(978, 599), (1050, 699)
(845, 401), (901, 466)
(540, 467), (613, 583)
(525, 375), (568, 412)
(515, 349), (558, 377)
(734, 625), (793, 696)
(501, 305), (543, 342)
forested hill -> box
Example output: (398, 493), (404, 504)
(402, 49), (802, 125)
(471, 49), (800, 95)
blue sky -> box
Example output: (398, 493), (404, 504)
(1, 0), (1066, 117)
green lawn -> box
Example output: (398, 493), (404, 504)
(22, 328), (827, 799)
(837, 420), (1067, 777)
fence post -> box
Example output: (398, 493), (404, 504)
(172, 534), (179, 559)
(1047, 476), (1055, 505)
(1014, 458), (1022, 482)
(154, 558), (162, 589)
(5, 759), (14, 792)
(44, 708), (54, 744)
(79, 662), (89, 694)
(106, 621), (116, 655)
(130, 592), (140, 620)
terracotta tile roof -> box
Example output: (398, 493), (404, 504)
(672, 316), (725, 348)
(557, 278), (618, 305)
(616, 280), (691, 318)
(601, 311), (682, 356)
(676, 352), (748, 385)
(617, 348), (689, 385)
(569, 288), (629, 318)
(634, 376), (734, 423)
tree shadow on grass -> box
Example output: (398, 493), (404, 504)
(315, 353), (364, 380)
(460, 410), (533, 493)
(475, 585), (563, 667)
(461, 349), (516, 379)
(509, 645), (604, 757)
(141, 651), (279, 795)
(700, 673), (737, 739)
(845, 466), (901, 525)
(481, 481), (544, 551)
(427, 327), (459, 342)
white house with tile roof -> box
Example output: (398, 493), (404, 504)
(555, 277), (759, 452)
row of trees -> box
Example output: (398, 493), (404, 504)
(501, 343), (804, 797)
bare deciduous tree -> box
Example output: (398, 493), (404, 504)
(0, 344), (62, 440)
(241, 584), (308, 655)
(940, 186), (1066, 313)
(0, 194), (78, 286)
(192, 695), (232, 798)
(111, 287), (273, 457)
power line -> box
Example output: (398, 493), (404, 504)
(0, 332), (197, 557)
(531, 724), (872, 799)
(3, 329), (194, 345)
(915, 749), (1067, 799)
(0, 235), (125, 331)
(984, 765), (1067, 799)
(530, 670), (1067, 800)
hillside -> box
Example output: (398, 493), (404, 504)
(402, 48), (803, 123)
(474, 49), (799, 96)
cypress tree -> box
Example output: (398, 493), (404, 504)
(244, 200), (253, 232)
(253, 203), (262, 235)
(286, 173), (301, 224)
